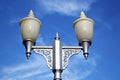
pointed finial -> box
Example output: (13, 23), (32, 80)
(26, 52), (31, 59)
(84, 53), (89, 60)
(80, 11), (86, 18)
(55, 32), (60, 40)
(28, 10), (35, 17)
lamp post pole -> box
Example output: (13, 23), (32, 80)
(19, 10), (94, 80)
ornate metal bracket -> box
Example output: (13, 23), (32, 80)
(62, 46), (83, 69)
(32, 46), (53, 69)
(32, 46), (83, 70)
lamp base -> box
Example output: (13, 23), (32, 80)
(23, 40), (35, 59)
(79, 41), (91, 60)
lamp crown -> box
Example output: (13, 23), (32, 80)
(28, 10), (35, 17)
(80, 11), (86, 18)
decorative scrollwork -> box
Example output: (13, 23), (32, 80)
(32, 46), (82, 70)
(33, 49), (53, 69)
(62, 48), (81, 69)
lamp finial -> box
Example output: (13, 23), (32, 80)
(55, 32), (60, 40)
(80, 11), (86, 18)
(28, 10), (35, 17)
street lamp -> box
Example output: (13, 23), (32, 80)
(19, 10), (94, 80)
(20, 10), (41, 59)
(73, 11), (94, 59)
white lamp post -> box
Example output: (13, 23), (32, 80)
(19, 10), (94, 80)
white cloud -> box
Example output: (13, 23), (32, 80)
(39, 0), (96, 16)
(0, 52), (97, 80)
(0, 54), (97, 80)
(0, 55), (51, 80)
(62, 55), (97, 80)
(0, 36), (51, 80)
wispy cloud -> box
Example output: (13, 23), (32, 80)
(0, 51), (97, 80)
(62, 54), (97, 80)
(0, 55), (51, 80)
(0, 36), (51, 80)
(0, 54), (97, 80)
(39, 0), (96, 16)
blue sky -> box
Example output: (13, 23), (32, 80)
(0, 0), (120, 80)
